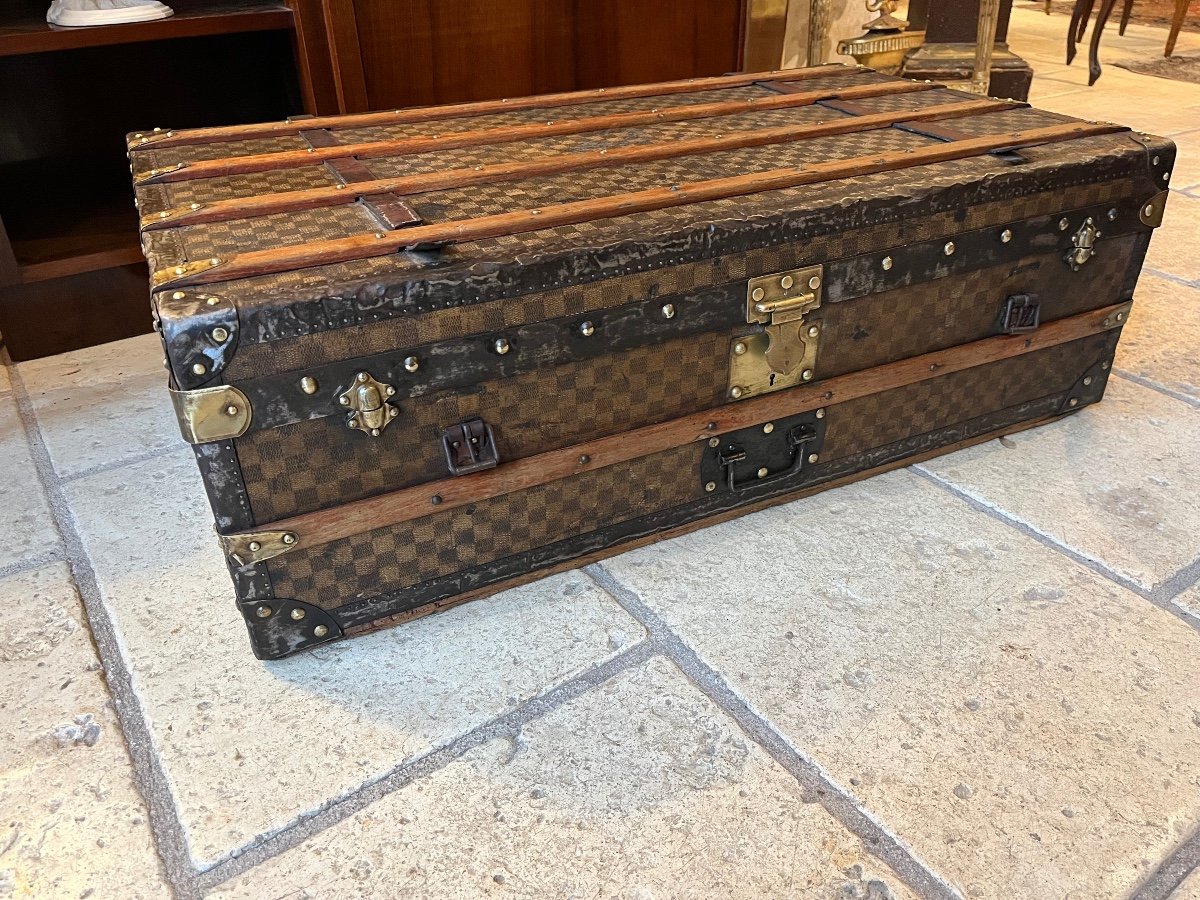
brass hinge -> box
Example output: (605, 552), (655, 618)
(1101, 300), (1134, 329)
(218, 530), (298, 566)
(728, 265), (823, 401)
(134, 162), (188, 185)
(170, 385), (252, 444)
(1138, 190), (1168, 228)
(140, 202), (204, 232)
(151, 257), (225, 290)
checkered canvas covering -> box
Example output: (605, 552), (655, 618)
(265, 333), (1114, 613)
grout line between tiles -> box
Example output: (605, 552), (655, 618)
(0, 549), (67, 580)
(6, 362), (199, 900)
(58, 443), (190, 485)
(1130, 825), (1200, 900)
(1143, 267), (1200, 290)
(912, 466), (1200, 629)
(584, 563), (965, 900)
(189, 641), (655, 896)
(1113, 369), (1200, 410)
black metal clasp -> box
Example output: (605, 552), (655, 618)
(442, 418), (499, 475)
(1001, 293), (1041, 335)
(701, 410), (825, 495)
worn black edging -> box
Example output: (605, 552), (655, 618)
(1130, 825), (1200, 900)
(173, 132), (1171, 346)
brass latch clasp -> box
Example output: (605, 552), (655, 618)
(339, 371), (398, 436)
(1065, 217), (1100, 270)
(729, 265), (823, 401)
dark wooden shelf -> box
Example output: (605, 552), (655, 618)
(1, 156), (143, 284)
(0, 0), (292, 57)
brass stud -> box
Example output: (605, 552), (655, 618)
(255, 605), (272, 619)
(1083, 376), (1093, 386)
(493, 337), (511, 355)
(1116, 312), (1125, 321)
(780, 275), (794, 290)
(708, 437), (721, 447)
(730, 386), (744, 399)
(1000, 229), (1012, 243)
(579, 320), (595, 337)
(943, 241), (955, 256)
(313, 624), (329, 638)
(757, 467), (769, 478)
(801, 369), (814, 381)
(211, 326), (229, 343)
(357, 372), (369, 382)
(578, 454), (590, 464)
(290, 607), (306, 621)
(248, 541), (261, 552)
(807, 325), (819, 338)
(339, 395), (351, 405)
(171, 291), (186, 300)
(815, 408), (825, 419)
(300, 376), (318, 394)
(807, 453), (819, 464)
(661, 303), (676, 319)
(192, 362), (207, 376)
(404, 355), (420, 372)
(431, 494), (443, 505)
(808, 275), (821, 290)
(283, 533), (296, 544)
(882, 256), (893, 271)
(733, 341), (747, 356)
(763, 423), (774, 434)
(1107, 208), (1118, 221)
(1058, 218), (1070, 231)
(225, 405), (239, 417)
(751, 288), (765, 302)
(370, 428), (380, 436)
(705, 481), (717, 492)
(205, 297), (219, 306)
(1153, 155), (1160, 165)
(1101, 360), (1111, 370)
(1145, 203), (1155, 217)
(1163, 171), (1171, 182)
(1069, 397), (1079, 407)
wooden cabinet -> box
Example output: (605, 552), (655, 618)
(299, 0), (753, 114)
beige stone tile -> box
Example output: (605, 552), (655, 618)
(1118, 274), (1200, 403)
(0, 397), (60, 570)
(64, 449), (647, 867)
(1167, 130), (1200, 189)
(17, 334), (181, 478)
(211, 658), (918, 900)
(0, 562), (169, 898)
(600, 470), (1200, 899)
(1173, 865), (1200, 899)
(921, 377), (1200, 591)
(1146, 191), (1200, 283)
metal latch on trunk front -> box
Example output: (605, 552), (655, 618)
(728, 265), (823, 401)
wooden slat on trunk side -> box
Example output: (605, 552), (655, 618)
(151, 122), (1128, 290)
(224, 302), (1126, 556)
(136, 79), (942, 185)
(141, 97), (1015, 232)
(128, 64), (853, 151)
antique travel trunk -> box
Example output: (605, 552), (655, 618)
(127, 64), (1172, 659)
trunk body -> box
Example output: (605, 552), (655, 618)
(128, 65), (1172, 659)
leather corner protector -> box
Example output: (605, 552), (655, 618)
(241, 599), (342, 660)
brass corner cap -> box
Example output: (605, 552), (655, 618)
(170, 384), (252, 444)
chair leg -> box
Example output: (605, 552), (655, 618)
(1118, 0), (1134, 34)
(1045, 0), (1052, 13)
(1067, 0), (1091, 63)
(1077, 0), (1097, 41)
(1088, 0), (1119, 84)
(1165, 0), (1188, 56)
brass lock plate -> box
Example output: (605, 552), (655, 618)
(729, 264), (823, 401)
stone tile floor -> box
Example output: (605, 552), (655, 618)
(2, 7), (1200, 898)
